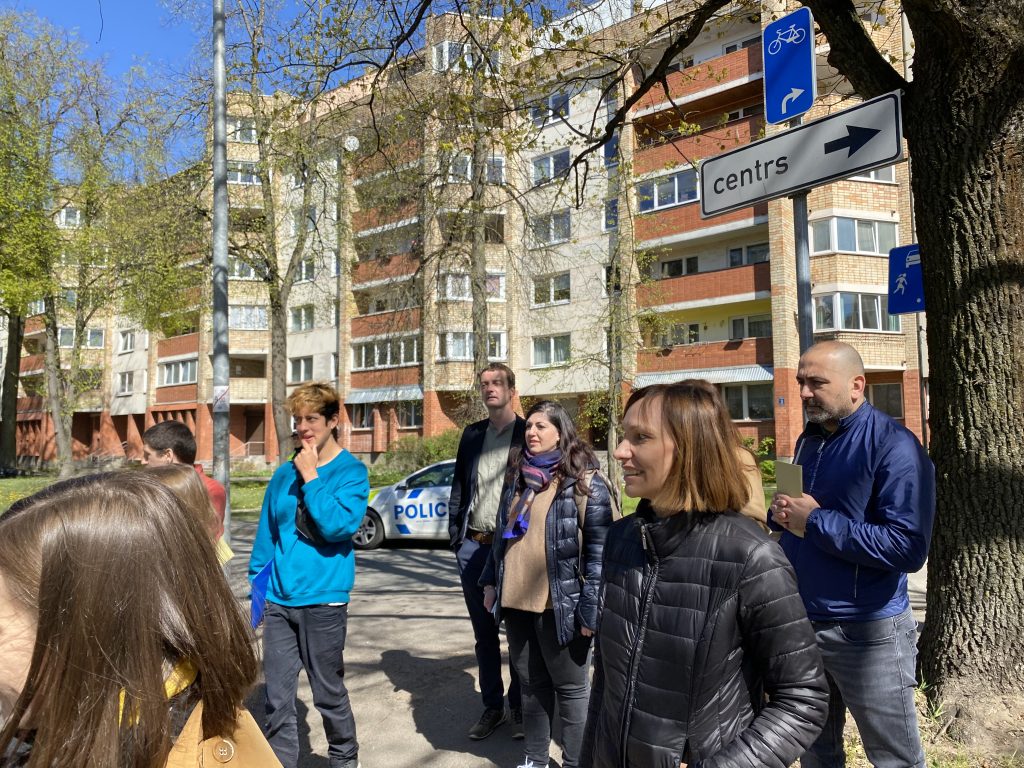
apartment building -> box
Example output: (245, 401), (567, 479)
(11, 0), (926, 466)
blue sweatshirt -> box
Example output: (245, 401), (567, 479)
(249, 449), (369, 606)
(769, 402), (935, 622)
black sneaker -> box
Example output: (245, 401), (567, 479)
(510, 707), (524, 739)
(468, 707), (507, 740)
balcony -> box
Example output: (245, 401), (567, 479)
(349, 366), (422, 391)
(637, 336), (774, 374)
(633, 45), (763, 117)
(352, 201), (420, 235)
(352, 252), (420, 285)
(351, 307), (422, 339)
(634, 115), (764, 176)
(638, 262), (771, 308)
(20, 353), (45, 375)
(634, 200), (768, 244)
(157, 333), (199, 359)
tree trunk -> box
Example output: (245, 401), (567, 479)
(42, 302), (73, 477)
(469, 77), (491, 390)
(0, 313), (23, 472)
(268, 285), (293, 463)
(907, 39), (1024, 747)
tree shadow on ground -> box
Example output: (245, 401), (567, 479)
(245, 681), (329, 768)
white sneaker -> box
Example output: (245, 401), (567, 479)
(516, 761), (548, 768)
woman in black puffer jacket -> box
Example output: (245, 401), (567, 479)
(581, 381), (828, 768)
(481, 400), (614, 768)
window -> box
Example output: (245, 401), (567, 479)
(160, 359), (198, 386)
(530, 210), (571, 246)
(637, 168), (698, 212)
(436, 332), (474, 361)
(440, 273), (471, 300)
(723, 383), (774, 420)
(532, 149), (570, 186)
(531, 91), (570, 126)
(438, 212), (504, 244)
(442, 153), (505, 184)
(658, 322), (700, 347)
(291, 206), (318, 236)
(486, 157), (505, 184)
(729, 242), (770, 267)
(726, 103), (764, 121)
(227, 161), (260, 185)
(432, 40), (470, 72)
(289, 356), (313, 383)
(812, 293), (900, 332)
(117, 371), (134, 396)
(85, 329), (104, 348)
(290, 305), (314, 332)
(229, 305), (268, 330)
(397, 401), (422, 428)
(487, 331), (508, 360)
(810, 217), (898, 256)
(295, 258), (315, 282)
(227, 116), (257, 143)
(118, 330), (136, 353)
(352, 336), (420, 370)
(58, 328), (74, 348)
(533, 272), (571, 305)
(57, 206), (81, 228)
(730, 314), (772, 339)
(228, 256), (258, 279)
(851, 166), (895, 183)
(533, 334), (571, 367)
(486, 273), (506, 301)
(605, 265), (622, 297)
(724, 36), (760, 54)
(603, 199), (618, 231)
(349, 403), (374, 430)
(868, 382), (904, 418)
(331, 353), (339, 380)
(603, 132), (620, 167)
(27, 298), (45, 316)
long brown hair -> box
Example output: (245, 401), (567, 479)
(0, 472), (257, 768)
(624, 381), (751, 513)
(145, 463), (219, 539)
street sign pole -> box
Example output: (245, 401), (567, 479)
(786, 113), (813, 354)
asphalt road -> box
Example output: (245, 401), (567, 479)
(226, 522), (929, 768)
(228, 522), (541, 768)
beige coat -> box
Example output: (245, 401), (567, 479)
(165, 702), (282, 768)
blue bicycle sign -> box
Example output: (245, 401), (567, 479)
(767, 23), (807, 55)
(762, 7), (816, 125)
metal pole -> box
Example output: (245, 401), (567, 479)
(212, 0), (232, 544)
(916, 312), (928, 447)
(792, 190), (813, 353)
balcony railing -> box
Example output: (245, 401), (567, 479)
(638, 262), (771, 308)
(637, 336), (774, 372)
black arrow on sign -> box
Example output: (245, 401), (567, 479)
(824, 125), (882, 158)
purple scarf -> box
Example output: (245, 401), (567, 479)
(502, 448), (562, 540)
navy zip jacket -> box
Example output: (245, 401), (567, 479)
(770, 402), (935, 622)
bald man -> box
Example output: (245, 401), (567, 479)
(770, 341), (934, 768)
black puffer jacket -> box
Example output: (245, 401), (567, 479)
(480, 470), (613, 647)
(581, 502), (828, 768)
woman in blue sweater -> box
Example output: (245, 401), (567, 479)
(249, 382), (369, 768)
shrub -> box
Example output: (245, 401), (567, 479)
(369, 429), (463, 487)
(742, 436), (776, 484)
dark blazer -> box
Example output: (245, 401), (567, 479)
(447, 415), (526, 550)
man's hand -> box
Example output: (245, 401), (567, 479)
(293, 437), (320, 483)
(580, 627), (594, 638)
(483, 584), (497, 612)
(771, 492), (820, 538)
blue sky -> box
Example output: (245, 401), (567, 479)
(2, 0), (202, 83)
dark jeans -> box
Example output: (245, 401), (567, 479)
(504, 609), (591, 768)
(263, 602), (358, 768)
(456, 536), (522, 711)
(802, 607), (924, 768)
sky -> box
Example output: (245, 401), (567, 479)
(2, 0), (203, 84)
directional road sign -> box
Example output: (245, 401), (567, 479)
(763, 7), (816, 125)
(888, 243), (925, 314)
(699, 90), (904, 218)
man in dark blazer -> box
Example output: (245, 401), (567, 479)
(449, 362), (525, 740)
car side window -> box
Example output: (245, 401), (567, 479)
(439, 464), (456, 486)
(407, 467), (445, 489)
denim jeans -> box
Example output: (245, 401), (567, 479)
(263, 602), (358, 768)
(801, 607), (924, 768)
(456, 537), (522, 711)
(504, 609), (591, 768)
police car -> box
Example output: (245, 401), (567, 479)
(353, 459), (456, 550)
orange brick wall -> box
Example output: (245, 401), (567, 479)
(638, 262), (770, 307)
(637, 337), (773, 372)
(156, 333), (199, 358)
(352, 253), (420, 285)
(350, 366), (422, 389)
(635, 202), (769, 242)
(633, 44), (763, 113)
(350, 308), (422, 338)
(155, 384), (199, 404)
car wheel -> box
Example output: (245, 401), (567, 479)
(353, 508), (385, 550)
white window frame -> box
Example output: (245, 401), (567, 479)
(290, 304), (315, 332)
(850, 165), (896, 183)
(812, 292), (901, 333)
(723, 383), (774, 421)
(226, 161), (260, 185)
(294, 257), (315, 283)
(289, 356), (313, 383)
(532, 148), (571, 186)
(291, 206), (318, 236)
(351, 335), (421, 370)
(532, 333), (572, 368)
(532, 272), (571, 306)
(229, 304), (269, 330)
(116, 371), (135, 396)
(723, 36), (760, 55)
(349, 403), (374, 430)
(810, 216), (898, 256)
(159, 359), (198, 386)
(228, 256), (259, 280)
(531, 91), (570, 126)
(397, 401), (423, 428)
(486, 273), (506, 302)
(726, 103), (764, 122)
(118, 330), (136, 354)
(58, 327), (75, 348)
(57, 206), (81, 228)
(728, 242), (770, 267)
(487, 331), (508, 361)
(530, 209), (571, 246)
(658, 322), (700, 347)
(27, 298), (46, 316)
(439, 273), (472, 301)
(226, 116), (257, 143)
(432, 40), (471, 72)
(436, 331), (475, 362)
(729, 313), (772, 339)
(637, 168), (699, 212)
(84, 328), (104, 349)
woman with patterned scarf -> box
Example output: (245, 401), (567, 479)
(481, 400), (615, 768)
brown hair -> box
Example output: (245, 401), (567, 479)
(624, 381), (751, 514)
(286, 381), (341, 423)
(0, 472), (258, 768)
(141, 420), (197, 464)
(477, 362), (516, 390)
(145, 463), (219, 539)
(508, 400), (599, 495)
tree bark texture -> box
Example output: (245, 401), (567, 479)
(42, 305), (72, 477)
(0, 313), (23, 471)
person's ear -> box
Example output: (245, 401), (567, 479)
(851, 374), (867, 401)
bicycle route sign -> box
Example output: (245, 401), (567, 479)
(699, 90), (904, 218)
(763, 7), (816, 125)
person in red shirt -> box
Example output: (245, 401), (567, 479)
(142, 420), (226, 539)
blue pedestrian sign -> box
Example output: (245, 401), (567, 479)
(763, 7), (816, 125)
(888, 244), (925, 314)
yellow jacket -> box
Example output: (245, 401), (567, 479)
(165, 702), (282, 768)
